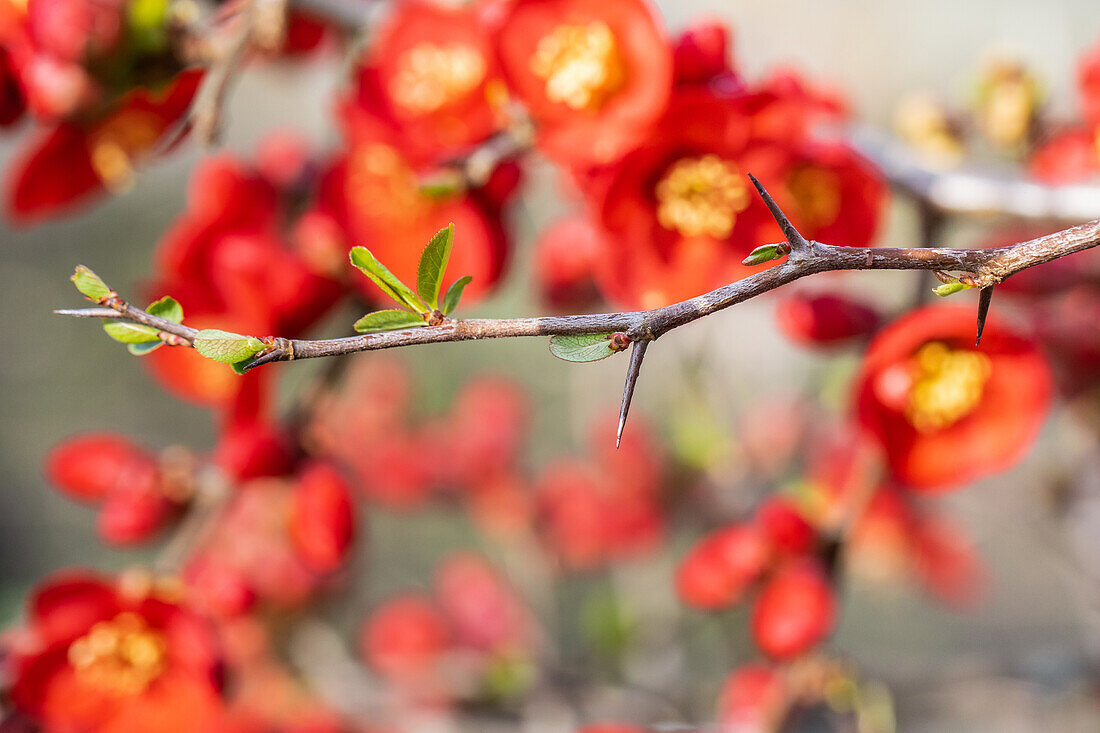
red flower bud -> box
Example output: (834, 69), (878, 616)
(96, 485), (176, 545)
(718, 663), (786, 730)
(45, 432), (157, 502)
(775, 291), (880, 347)
(289, 464), (356, 574)
(676, 524), (770, 610)
(750, 559), (836, 659)
(755, 497), (816, 556)
(360, 595), (450, 681)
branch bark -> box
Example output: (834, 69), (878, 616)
(57, 215), (1100, 364)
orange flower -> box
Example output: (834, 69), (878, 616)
(854, 305), (1052, 491)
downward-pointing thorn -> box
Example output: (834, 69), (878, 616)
(616, 339), (650, 449)
(975, 286), (994, 346)
(747, 173), (811, 253)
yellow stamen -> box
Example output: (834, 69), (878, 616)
(655, 154), (748, 238)
(905, 342), (992, 433)
(787, 166), (841, 230)
(390, 42), (487, 114)
(88, 110), (162, 193)
(346, 144), (427, 219)
(68, 612), (167, 695)
(529, 21), (624, 111)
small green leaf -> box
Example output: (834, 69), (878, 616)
(353, 309), (428, 333)
(103, 320), (160, 344)
(127, 341), (163, 356)
(741, 244), (789, 266)
(349, 247), (427, 313)
(441, 275), (473, 315)
(419, 172), (464, 200)
(416, 223), (455, 309)
(932, 281), (973, 297)
(71, 266), (111, 300)
(146, 295), (183, 323)
(549, 333), (617, 362)
(193, 329), (266, 364)
(231, 359), (254, 375)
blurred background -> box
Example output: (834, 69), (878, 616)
(2, 1), (1100, 731)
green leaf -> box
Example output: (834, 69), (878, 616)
(71, 266), (111, 300)
(349, 247), (427, 313)
(231, 359), (254, 375)
(353, 309), (428, 334)
(932, 281), (973, 297)
(127, 341), (163, 356)
(548, 333), (617, 362)
(193, 329), (266, 364)
(146, 295), (183, 323)
(103, 320), (160, 344)
(441, 275), (473, 315)
(416, 223), (455, 309)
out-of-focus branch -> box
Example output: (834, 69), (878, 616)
(849, 124), (1100, 221)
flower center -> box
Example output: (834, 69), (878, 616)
(88, 109), (163, 192)
(67, 612), (167, 695)
(786, 165), (841, 231)
(655, 154), (749, 238)
(346, 143), (427, 220)
(529, 21), (624, 111)
(389, 42), (487, 114)
(905, 342), (992, 433)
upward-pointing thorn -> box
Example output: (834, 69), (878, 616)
(616, 339), (650, 448)
(747, 173), (812, 254)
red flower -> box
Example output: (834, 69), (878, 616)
(592, 90), (780, 308)
(434, 553), (532, 654)
(7, 571), (224, 732)
(718, 663), (786, 731)
(7, 70), (202, 223)
(854, 305), (1052, 491)
(313, 110), (511, 307)
(496, 0), (672, 166)
(750, 558), (836, 659)
(533, 215), (605, 309)
(1029, 126), (1100, 184)
(348, 0), (507, 163)
(1080, 35), (1100, 128)
(147, 143), (343, 407)
(288, 463), (356, 574)
(360, 594), (450, 682)
(672, 18), (737, 88)
(44, 433), (185, 545)
(775, 290), (881, 347)
(675, 524), (770, 610)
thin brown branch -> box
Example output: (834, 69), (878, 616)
(57, 215), (1100, 366)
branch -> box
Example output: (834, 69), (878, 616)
(56, 182), (1100, 443)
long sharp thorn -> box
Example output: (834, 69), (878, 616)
(616, 339), (650, 449)
(240, 349), (284, 373)
(975, 286), (994, 346)
(747, 173), (811, 252)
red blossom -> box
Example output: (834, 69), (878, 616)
(348, 0), (507, 163)
(313, 109), (512, 308)
(288, 463), (356, 574)
(775, 290), (881, 347)
(718, 663), (787, 731)
(496, 0), (673, 167)
(7, 69), (203, 223)
(7, 571), (224, 732)
(854, 305), (1052, 491)
(675, 524), (770, 610)
(750, 558), (836, 659)
(1080, 35), (1100, 127)
(533, 215), (606, 310)
(360, 594), (450, 682)
(1029, 126), (1100, 184)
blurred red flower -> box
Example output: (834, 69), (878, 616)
(7, 571), (224, 732)
(775, 290), (881, 348)
(7, 70), (202, 223)
(854, 305), (1052, 491)
(1029, 126), (1100, 183)
(348, 0), (508, 164)
(750, 557), (836, 659)
(1077, 34), (1100, 128)
(311, 109), (512, 308)
(496, 0), (672, 167)
(45, 433), (186, 545)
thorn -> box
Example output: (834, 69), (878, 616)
(239, 349), (285, 372)
(616, 339), (650, 449)
(54, 307), (118, 318)
(747, 173), (811, 253)
(975, 286), (994, 346)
